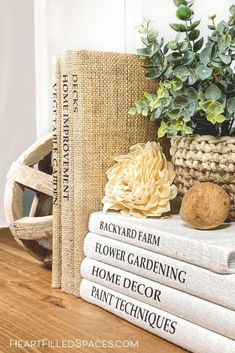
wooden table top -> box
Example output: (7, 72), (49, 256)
(0, 228), (188, 353)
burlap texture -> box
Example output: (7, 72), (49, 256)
(60, 51), (75, 294)
(71, 51), (160, 295)
(52, 57), (62, 288)
(58, 50), (159, 296)
(170, 135), (235, 220)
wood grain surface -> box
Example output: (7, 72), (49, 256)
(0, 228), (188, 353)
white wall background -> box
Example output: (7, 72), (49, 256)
(35, 0), (234, 137)
(0, 0), (36, 226)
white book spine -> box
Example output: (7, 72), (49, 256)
(80, 279), (235, 353)
(88, 212), (232, 274)
(84, 233), (235, 311)
(81, 258), (235, 340)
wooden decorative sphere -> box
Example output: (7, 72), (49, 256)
(4, 134), (53, 263)
(180, 182), (231, 230)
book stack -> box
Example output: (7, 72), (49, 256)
(52, 49), (235, 352)
(51, 50), (159, 294)
(80, 211), (235, 353)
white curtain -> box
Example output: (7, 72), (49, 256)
(34, 0), (142, 137)
(0, 0), (36, 225)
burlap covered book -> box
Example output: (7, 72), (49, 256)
(53, 50), (159, 296)
(52, 57), (62, 288)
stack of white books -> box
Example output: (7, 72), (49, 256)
(80, 212), (235, 353)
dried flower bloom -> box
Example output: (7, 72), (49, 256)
(102, 141), (177, 218)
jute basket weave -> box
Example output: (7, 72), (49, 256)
(170, 135), (235, 220)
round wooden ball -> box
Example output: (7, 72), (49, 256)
(180, 182), (230, 230)
(4, 134), (53, 263)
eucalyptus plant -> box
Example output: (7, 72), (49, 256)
(129, 0), (235, 137)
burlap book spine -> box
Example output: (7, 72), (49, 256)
(60, 52), (75, 294)
(52, 56), (62, 288)
(68, 51), (158, 297)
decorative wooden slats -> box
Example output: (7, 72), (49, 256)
(4, 134), (53, 263)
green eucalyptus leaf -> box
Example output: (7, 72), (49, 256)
(164, 66), (173, 79)
(149, 43), (160, 57)
(168, 108), (181, 118)
(195, 65), (213, 80)
(158, 121), (167, 138)
(219, 93), (227, 106)
(174, 65), (189, 82)
(186, 101), (197, 116)
(218, 33), (232, 53)
(163, 44), (169, 54)
(176, 5), (194, 21)
(208, 25), (216, 31)
(150, 112), (156, 121)
(199, 46), (212, 65)
(187, 87), (198, 100)
(147, 29), (159, 42)
(150, 98), (160, 110)
(154, 107), (162, 119)
(174, 95), (190, 106)
(142, 64), (157, 69)
(179, 41), (189, 52)
(184, 126), (193, 134)
(170, 23), (188, 32)
(183, 51), (195, 64)
(211, 60), (224, 69)
(134, 101), (143, 114)
(188, 69), (197, 85)
(188, 29), (200, 41)
(167, 40), (178, 50)
(200, 100), (212, 112)
(207, 101), (224, 114)
(173, 121), (184, 131)
(207, 113), (225, 124)
(188, 20), (201, 31)
(209, 14), (217, 20)
(187, 0), (194, 7)
(173, 0), (188, 7)
(168, 52), (183, 65)
(209, 36), (218, 43)
(205, 84), (222, 101)
(128, 107), (137, 115)
(134, 3), (235, 137)
(227, 97), (235, 114)
(193, 37), (204, 51)
(142, 107), (149, 117)
(198, 91), (205, 100)
(230, 5), (235, 15)
(173, 78), (183, 91)
(137, 48), (150, 57)
(218, 53), (231, 64)
(161, 97), (172, 107)
(144, 92), (154, 100)
(146, 68), (161, 79)
(217, 21), (227, 35)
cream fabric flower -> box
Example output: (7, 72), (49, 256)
(102, 141), (177, 218)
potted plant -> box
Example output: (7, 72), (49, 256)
(129, 0), (235, 220)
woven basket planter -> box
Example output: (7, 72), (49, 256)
(170, 135), (235, 220)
